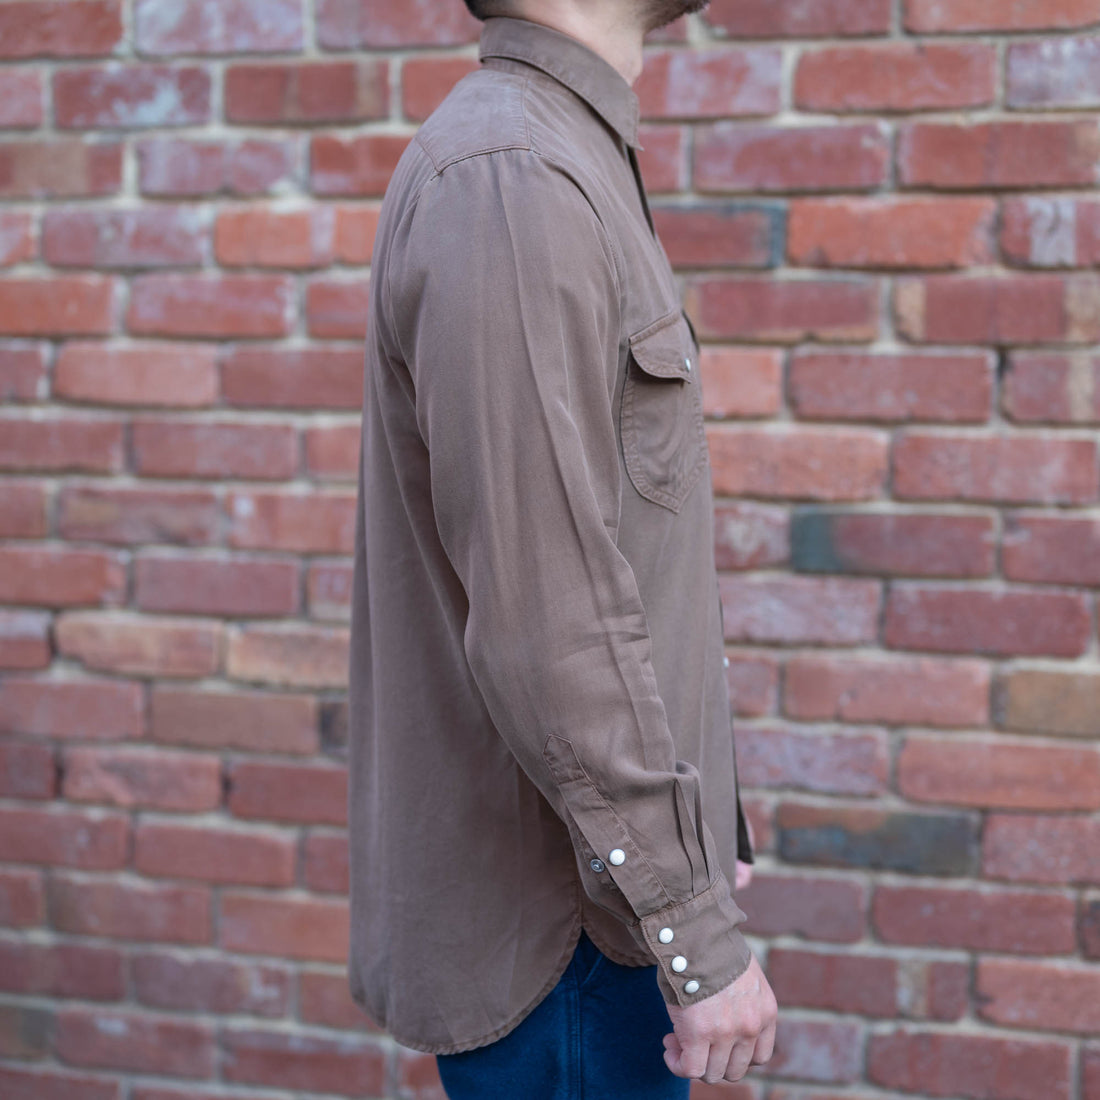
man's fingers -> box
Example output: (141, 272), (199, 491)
(723, 1038), (756, 1083)
(751, 1018), (777, 1065)
(704, 1041), (733, 1084)
(675, 1039), (710, 1080)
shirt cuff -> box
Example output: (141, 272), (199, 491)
(635, 875), (754, 1006)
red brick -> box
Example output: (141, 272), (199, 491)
(135, 822), (295, 886)
(132, 418), (299, 480)
(228, 760), (347, 825)
(0, 867), (45, 927)
(54, 342), (217, 407)
(0, 676), (143, 740)
(134, 0), (304, 55)
(0, 416), (123, 474)
(1003, 514), (1100, 585)
(135, 554), (300, 617)
(0, 546), (125, 609)
(222, 346), (364, 409)
(719, 575), (881, 645)
(0, 2), (123, 58)
(1003, 197), (1100, 270)
(708, 426), (887, 499)
(636, 124), (686, 192)
(50, 874), (211, 943)
(705, 0), (891, 36)
(58, 485), (219, 545)
(221, 893), (349, 962)
(796, 43), (995, 112)
(303, 832), (348, 893)
(131, 951), (290, 1015)
(885, 584), (1090, 657)
(905, 0), (1100, 31)
(334, 204), (380, 263)
(893, 432), (1098, 504)
(997, 666), (1100, 738)
(54, 65), (210, 129)
(62, 746), (221, 812)
(0, 277), (115, 336)
(299, 969), (382, 1032)
(316, 0), (480, 47)
(0, 70), (42, 128)
(899, 119), (1100, 188)
(310, 133), (410, 196)
(402, 56), (479, 121)
(1009, 35), (1100, 109)
(215, 206), (335, 268)
(226, 60), (387, 123)
(978, 959), (1100, 1034)
(695, 122), (889, 193)
(56, 612), (223, 678)
(0, 344), (47, 401)
(713, 501), (789, 569)
(785, 654), (990, 727)
(736, 724), (888, 795)
(636, 47), (782, 119)
(305, 423), (361, 480)
(0, 139), (122, 198)
(687, 276), (878, 341)
(306, 277), (370, 337)
(226, 624), (350, 690)
(227, 489), (355, 553)
(872, 884), (1077, 954)
(727, 653), (781, 717)
(0, 938), (124, 1000)
(43, 207), (208, 268)
(57, 1005), (215, 1077)
(789, 197), (995, 270)
(0, 805), (127, 869)
(0, 741), (55, 798)
(653, 202), (780, 270)
(768, 948), (897, 1017)
(128, 274), (294, 338)
(0, 610), (52, 670)
(0, 1066), (121, 1100)
(308, 561), (353, 620)
(759, 1018), (862, 1084)
(137, 137), (298, 197)
(0, 211), (35, 265)
(1003, 351), (1100, 422)
(0, 480), (48, 538)
(701, 349), (782, 421)
(395, 1051), (448, 1100)
(1086, 1047), (1100, 1100)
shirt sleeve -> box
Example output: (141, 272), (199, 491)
(386, 146), (753, 1006)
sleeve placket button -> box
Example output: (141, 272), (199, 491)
(671, 956), (688, 973)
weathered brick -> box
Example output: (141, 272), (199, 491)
(636, 47), (782, 119)
(0, 344), (47, 402)
(311, 134), (410, 196)
(0, 2), (123, 58)
(215, 206), (335, 268)
(226, 60), (387, 123)
(998, 665), (1100, 737)
(727, 654), (781, 718)
(226, 624), (350, 689)
(0, 610), (52, 671)
(785, 653), (990, 727)
(296, 970), (381, 1031)
(135, 822), (295, 886)
(305, 423), (361, 480)
(1003, 514), (1100, 585)
(333, 204), (380, 263)
(759, 1018), (863, 1084)
(227, 489), (355, 553)
(788, 198), (995, 270)
(720, 575), (881, 645)
(54, 65), (211, 129)
(150, 686), (318, 755)
(872, 884), (1076, 954)
(1002, 351), (1100, 422)
(978, 959), (1100, 1034)
(0, 867), (45, 927)
(62, 746), (221, 812)
(906, 0), (1100, 32)
(401, 56), (479, 121)
(0, 1065), (121, 1100)
(0, 211), (35, 265)
(768, 948), (897, 1018)
(899, 735), (1100, 810)
(636, 124), (686, 192)
(227, 760), (347, 825)
(43, 207), (208, 268)
(0, 937), (124, 1000)
(222, 346), (364, 409)
(0, 546), (126, 609)
(0, 139), (122, 198)
(55, 612), (223, 678)
(1008, 35), (1100, 108)
(316, 0), (480, 48)
(705, 0), (892, 37)
(0, 741), (54, 799)
(735, 725), (888, 795)
(790, 510), (995, 577)
(0, 805), (127, 869)
(738, 873), (867, 942)
(54, 342), (217, 407)
(892, 432), (1098, 504)
(0, 481), (49, 539)
(138, 137), (298, 197)
(132, 418), (298, 480)
(306, 277), (370, 337)
(0, 416), (123, 474)
(1082, 902), (1100, 961)
(0, 277), (115, 336)
(653, 202), (781, 270)
(713, 501), (788, 570)
(307, 561), (353, 621)
(984, 814), (1100, 885)
(778, 802), (979, 875)
(135, 554), (300, 617)
(134, 0), (304, 55)
(695, 122), (889, 193)
(899, 119), (1100, 188)
(302, 832), (348, 893)
(58, 485), (219, 546)
(220, 894), (349, 963)
(0, 676), (143, 741)
(128, 274), (294, 338)
(131, 950), (290, 1015)
(1004, 196), (1100, 270)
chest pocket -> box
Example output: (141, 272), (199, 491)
(620, 311), (708, 513)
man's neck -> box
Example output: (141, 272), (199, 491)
(505, 1), (647, 84)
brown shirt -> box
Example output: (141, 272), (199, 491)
(347, 15), (754, 1056)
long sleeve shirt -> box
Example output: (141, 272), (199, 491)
(346, 14), (754, 1056)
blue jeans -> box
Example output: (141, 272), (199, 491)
(436, 930), (690, 1100)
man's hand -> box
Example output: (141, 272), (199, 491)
(662, 953), (777, 1085)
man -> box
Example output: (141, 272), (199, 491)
(345, 0), (778, 1094)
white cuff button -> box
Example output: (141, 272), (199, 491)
(608, 849), (626, 866)
(658, 927), (674, 944)
(671, 956), (688, 973)
(684, 980), (700, 994)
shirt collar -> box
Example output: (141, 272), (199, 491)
(479, 16), (641, 149)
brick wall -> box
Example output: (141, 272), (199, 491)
(2, 1), (1099, 1098)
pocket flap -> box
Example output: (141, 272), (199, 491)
(629, 312), (695, 381)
